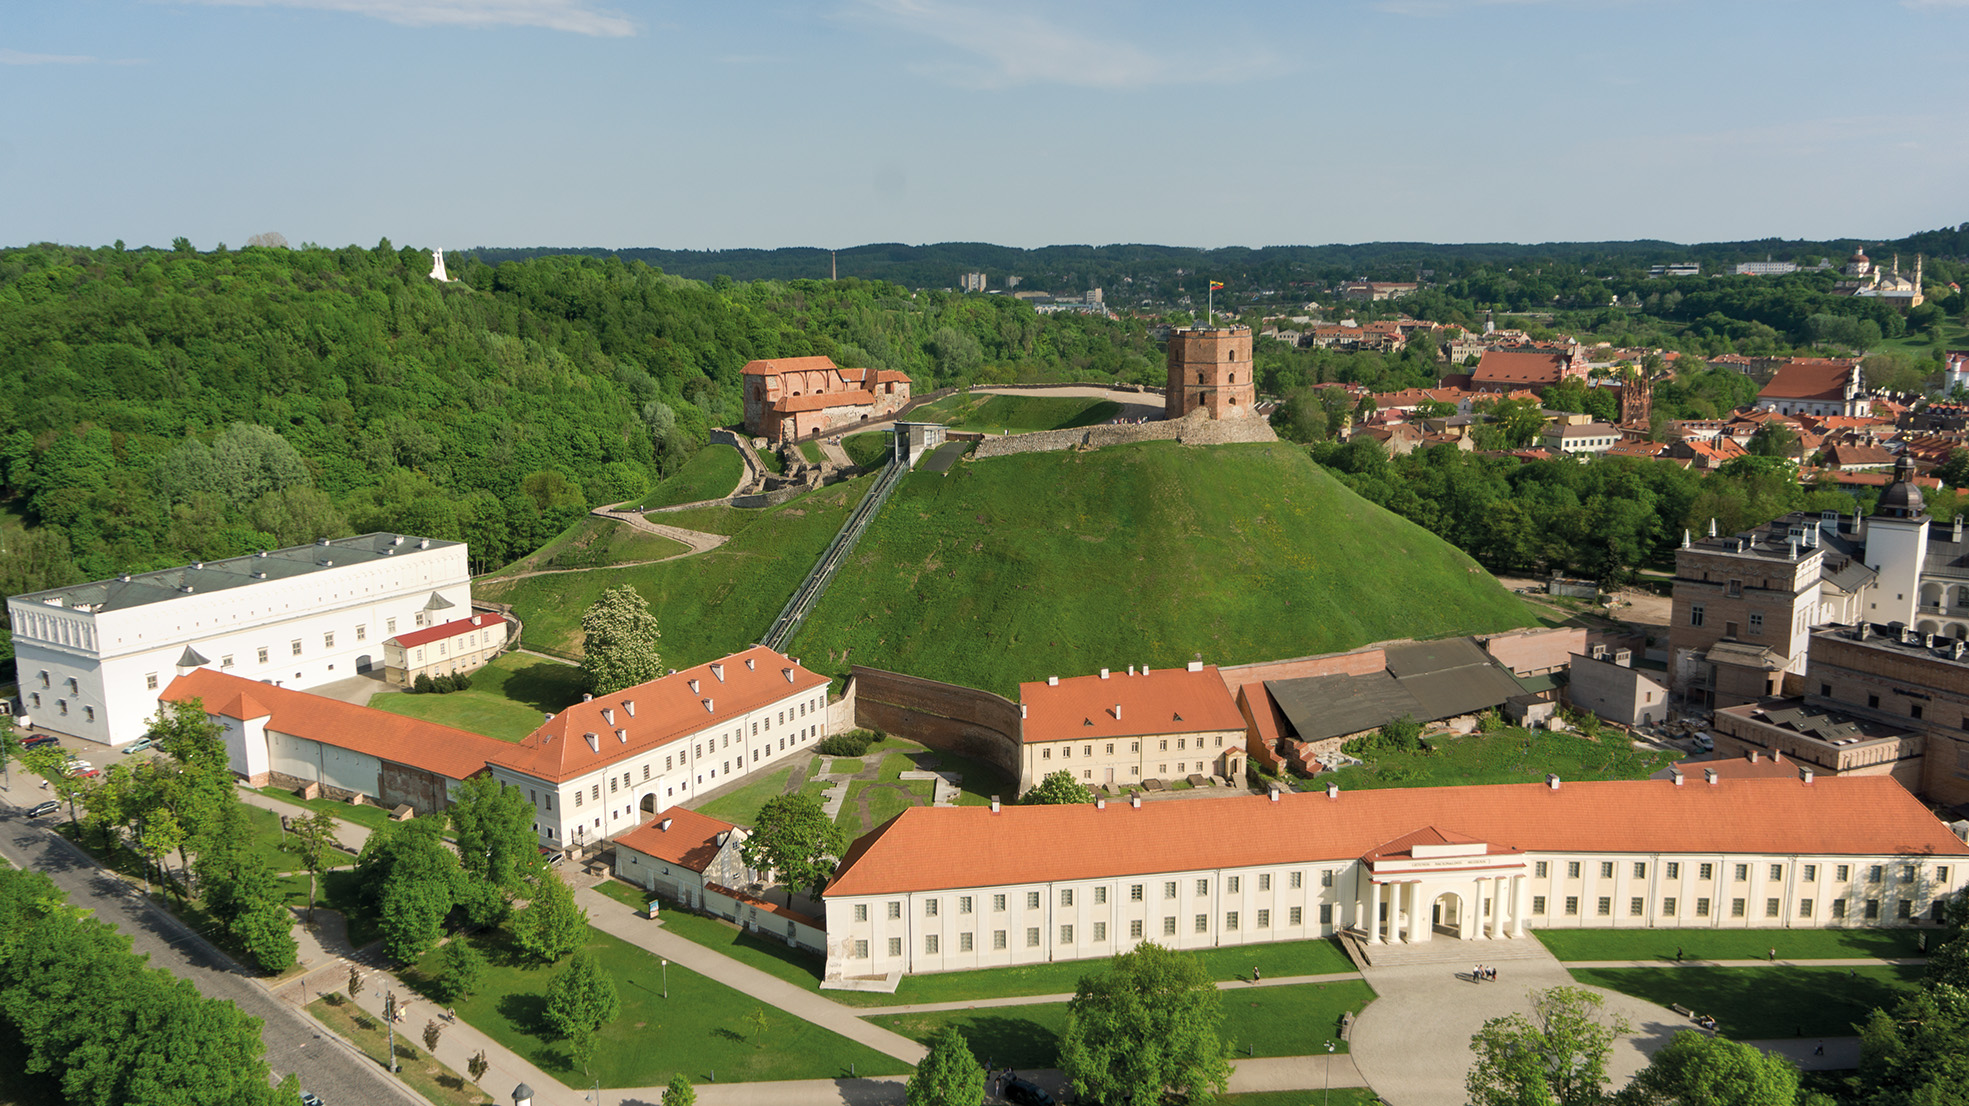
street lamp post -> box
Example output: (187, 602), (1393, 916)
(1323, 1039), (1335, 1106)
(661, 957), (669, 999)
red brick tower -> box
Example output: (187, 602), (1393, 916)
(1164, 326), (1257, 420)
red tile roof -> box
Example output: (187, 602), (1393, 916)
(1020, 666), (1247, 745)
(1759, 359), (1859, 402)
(489, 646), (828, 783)
(392, 614), (500, 649)
(742, 356), (842, 377)
(1473, 350), (1573, 387)
(613, 807), (740, 873)
(824, 776), (1964, 897)
(161, 669), (510, 781)
(771, 390), (877, 414)
(1823, 441), (1895, 468)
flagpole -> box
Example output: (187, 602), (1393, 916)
(1207, 281), (1213, 326)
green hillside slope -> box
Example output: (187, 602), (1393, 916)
(788, 441), (1536, 697)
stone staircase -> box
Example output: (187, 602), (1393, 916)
(1343, 928), (1557, 970)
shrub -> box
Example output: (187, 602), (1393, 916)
(817, 730), (875, 757)
(452, 670), (472, 691)
(412, 673), (434, 694)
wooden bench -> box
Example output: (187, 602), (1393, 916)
(1670, 1004), (1694, 1018)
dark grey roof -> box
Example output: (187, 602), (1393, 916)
(1266, 672), (1421, 743)
(423, 591), (456, 611)
(1266, 638), (1527, 742)
(9, 534), (460, 615)
(178, 645), (210, 667)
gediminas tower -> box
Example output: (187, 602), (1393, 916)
(1164, 325), (1257, 420)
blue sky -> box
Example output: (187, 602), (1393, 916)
(4, 0), (1967, 252)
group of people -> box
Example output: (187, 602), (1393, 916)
(1470, 964), (1499, 983)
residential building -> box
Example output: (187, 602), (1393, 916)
(1164, 326), (1257, 420)
(959, 272), (987, 293)
(1567, 647), (1668, 727)
(485, 647), (831, 853)
(741, 356), (912, 444)
(9, 533), (470, 745)
(1338, 281), (1419, 301)
(382, 613), (508, 687)
(1735, 260), (1798, 276)
(1756, 359), (1871, 419)
(1018, 664), (1248, 791)
(1541, 422), (1622, 456)
(1469, 347), (1590, 393)
(819, 776), (1967, 980)
(613, 806), (755, 911)
(160, 668), (510, 815)
(1649, 264), (1701, 278)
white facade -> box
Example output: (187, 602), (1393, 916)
(10, 534), (471, 745)
(1865, 514), (1929, 629)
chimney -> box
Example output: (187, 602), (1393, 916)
(1047, 676), (1058, 686)
(1670, 768), (1684, 786)
(1127, 666), (1136, 676)
(1800, 767), (1814, 784)
(1704, 768), (1719, 785)
(1956, 515), (1964, 543)
(1708, 517), (1718, 538)
(1546, 773), (1561, 790)
(1747, 750), (1760, 763)
(1772, 749), (1783, 763)
(1141, 664), (1149, 675)
(710, 663), (725, 682)
(660, 818), (672, 832)
(582, 692), (593, 702)
(1100, 668), (1110, 679)
(584, 732), (600, 753)
(1020, 704), (1028, 719)
(1130, 793), (1142, 809)
(1325, 781), (1339, 799)
(543, 712), (555, 723)
(1268, 788), (1280, 802)
(1112, 704), (1122, 720)
(989, 796), (1000, 813)
(623, 700), (635, 717)
(1096, 798), (1106, 810)
(418, 538), (429, 549)
(1187, 660), (1204, 672)
(1788, 538), (1799, 562)
(1682, 529), (1691, 549)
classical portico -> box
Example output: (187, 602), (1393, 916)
(1357, 827), (1530, 944)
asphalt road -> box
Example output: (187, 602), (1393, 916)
(0, 802), (423, 1106)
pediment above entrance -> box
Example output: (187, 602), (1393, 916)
(1364, 824), (1526, 876)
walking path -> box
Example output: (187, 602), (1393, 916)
(970, 385), (1164, 422)
(1561, 956), (1927, 968)
(851, 970), (1366, 1016)
(236, 785), (373, 854)
(818, 437), (853, 468)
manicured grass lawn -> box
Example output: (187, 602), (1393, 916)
(789, 442), (1535, 698)
(756, 447), (783, 474)
(1871, 320), (1966, 358)
(1568, 964), (1923, 1039)
(478, 476), (872, 663)
(693, 764), (800, 827)
(307, 996), (493, 1106)
(591, 880), (835, 993)
(1313, 727), (1677, 791)
(255, 786), (397, 834)
(368, 652), (588, 742)
(1536, 926), (1941, 963)
(913, 394), (1123, 434)
(489, 515), (687, 576)
(827, 757), (865, 774)
(838, 778), (933, 834)
(827, 937), (1357, 1009)
(634, 443), (746, 508)
(284, 867), (383, 949)
(877, 753), (915, 780)
(868, 979), (1375, 1069)
(844, 432), (891, 468)
(798, 440), (822, 463)
(409, 929), (910, 1086)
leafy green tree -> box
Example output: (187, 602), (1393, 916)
(1857, 983), (1969, 1106)
(1059, 942), (1232, 1106)
(433, 936), (486, 1003)
(1747, 421), (1799, 460)
(907, 1024), (985, 1106)
(449, 773), (542, 925)
(544, 950), (620, 1075)
(1935, 450), (1969, 489)
(579, 585), (665, 695)
(355, 818), (462, 963)
(0, 717), (20, 788)
(1468, 985), (1630, 1106)
(739, 792), (848, 902)
(1021, 769), (1096, 805)
(229, 884), (299, 973)
(514, 869), (588, 963)
(289, 810), (340, 924)
(1927, 932), (1969, 990)
(1613, 1030), (1799, 1106)
(663, 1072), (697, 1106)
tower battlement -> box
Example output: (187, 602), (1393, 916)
(1165, 325), (1257, 420)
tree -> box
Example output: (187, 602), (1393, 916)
(289, 810), (340, 924)
(468, 1051), (490, 1084)
(0, 717), (19, 788)
(1936, 449), (1969, 489)
(544, 950), (620, 1075)
(230, 887), (299, 973)
(663, 1072), (697, 1106)
(739, 792), (848, 902)
(1468, 985), (1630, 1106)
(1927, 931), (1969, 990)
(1059, 942), (1231, 1106)
(1021, 769), (1095, 805)
(1747, 421), (1799, 460)
(1856, 983), (1969, 1106)
(449, 773), (542, 924)
(355, 818), (462, 963)
(514, 869), (588, 963)
(434, 936), (487, 1003)
(907, 1024), (986, 1106)
(348, 964), (365, 1002)
(423, 1018), (444, 1053)
(1613, 1030), (1799, 1106)
(579, 585), (665, 695)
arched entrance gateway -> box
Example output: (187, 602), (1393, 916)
(1357, 827), (1530, 945)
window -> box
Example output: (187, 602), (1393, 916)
(1799, 900), (1814, 918)
(1897, 900), (1913, 919)
(1259, 874), (1271, 891)
(1771, 864), (1784, 881)
(1865, 899), (1880, 919)
(1735, 864), (1749, 881)
(1225, 912), (1239, 931)
(1913, 704), (1924, 720)
(1601, 862), (1615, 879)
(1869, 866), (1883, 884)
(1666, 862), (1680, 879)
(1289, 871), (1304, 890)
(925, 934), (939, 955)
(1940, 867), (1951, 883)
(1130, 919), (1144, 939)
(1164, 881), (1177, 899)
(1690, 603), (1705, 627)
(1663, 897), (1677, 915)
(1837, 865), (1850, 881)
(1630, 898), (1644, 916)
(1832, 900), (1846, 919)
(888, 937), (902, 957)
(1868, 694), (1880, 709)
(591, 785), (600, 801)
(1197, 879), (1209, 896)
(1320, 870), (1333, 888)
(1564, 896), (1579, 916)
(1533, 896), (1547, 914)
(146, 673), (158, 690)
(854, 904), (868, 922)
(1902, 865), (1917, 883)
(1195, 914), (1209, 933)
(1094, 886), (1107, 905)
(993, 894), (1006, 912)
(1596, 897), (1611, 916)
(83, 706), (93, 722)
(1060, 889), (1073, 907)
(356, 625), (366, 642)
(1130, 742), (1139, 752)
(1130, 884), (1144, 901)
(291, 640), (303, 656)
(1060, 925), (1074, 944)
(1535, 861), (1549, 878)
(610, 777), (618, 794)
(1696, 897), (1711, 917)
(925, 899), (939, 917)
(960, 932), (974, 952)
(37, 672), (47, 688)
(1748, 612), (1763, 635)
(888, 901), (902, 920)
(993, 930), (1007, 950)
(1026, 928), (1040, 947)
(1027, 892), (1041, 909)
(1227, 876), (1240, 894)
(1731, 898), (1746, 917)
(386, 618), (397, 634)
(1163, 917), (1177, 935)
(959, 896), (973, 915)
(575, 791), (583, 807)
(1105, 744), (1113, 755)
(1042, 749), (1051, 761)
(1567, 861), (1581, 878)
(1093, 922), (1106, 942)
(1766, 898), (1781, 918)
(323, 632), (335, 649)
(1700, 863), (1714, 880)
(1256, 909), (1271, 928)
(1633, 863), (1647, 879)
(853, 940), (869, 959)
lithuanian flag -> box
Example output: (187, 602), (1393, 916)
(1209, 280), (1224, 290)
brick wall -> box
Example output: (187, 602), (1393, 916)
(849, 666), (1024, 789)
(971, 407), (1276, 460)
(1480, 627), (1588, 676)
(379, 761), (453, 815)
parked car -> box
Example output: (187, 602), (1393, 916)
(1004, 1077), (1056, 1106)
(26, 800), (59, 818)
(539, 847), (567, 867)
(1692, 732), (1714, 752)
(21, 733), (59, 749)
(300, 1092), (325, 1106)
(122, 737), (155, 754)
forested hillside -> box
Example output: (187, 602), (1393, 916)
(0, 242), (1154, 652)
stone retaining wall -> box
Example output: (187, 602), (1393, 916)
(848, 666), (1025, 791)
(971, 408), (1276, 459)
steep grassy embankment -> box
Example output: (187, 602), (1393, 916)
(788, 441), (1537, 696)
(912, 393), (1123, 433)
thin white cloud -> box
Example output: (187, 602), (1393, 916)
(846, 0), (1267, 89)
(0, 49), (103, 65)
(182, 0), (635, 36)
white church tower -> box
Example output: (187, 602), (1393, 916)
(430, 247), (451, 283)
(1863, 454), (1929, 627)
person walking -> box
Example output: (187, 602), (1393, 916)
(1676, 946), (1684, 962)
(1769, 947), (1777, 962)
(1252, 967), (1262, 984)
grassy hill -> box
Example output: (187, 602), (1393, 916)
(912, 394), (1123, 433)
(788, 441), (1536, 696)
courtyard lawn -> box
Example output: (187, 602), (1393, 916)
(634, 443), (746, 509)
(1536, 926), (1940, 963)
(797, 440), (822, 464)
(307, 996), (493, 1106)
(254, 786), (397, 835)
(826, 937), (1357, 1009)
(693, 764), (800, 827)
(867, 980), (1375, 1069)
(410, 929), (910, 1087)
(591, 880), (832, 992)
(826, 757), (865, 774)
(1567, 964), (1923, 1040)
(367, 652), (589, 742)
(756, 447), (784, 475)
(837, 777), (933, 835)
(1312, 727), (1678, 792)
